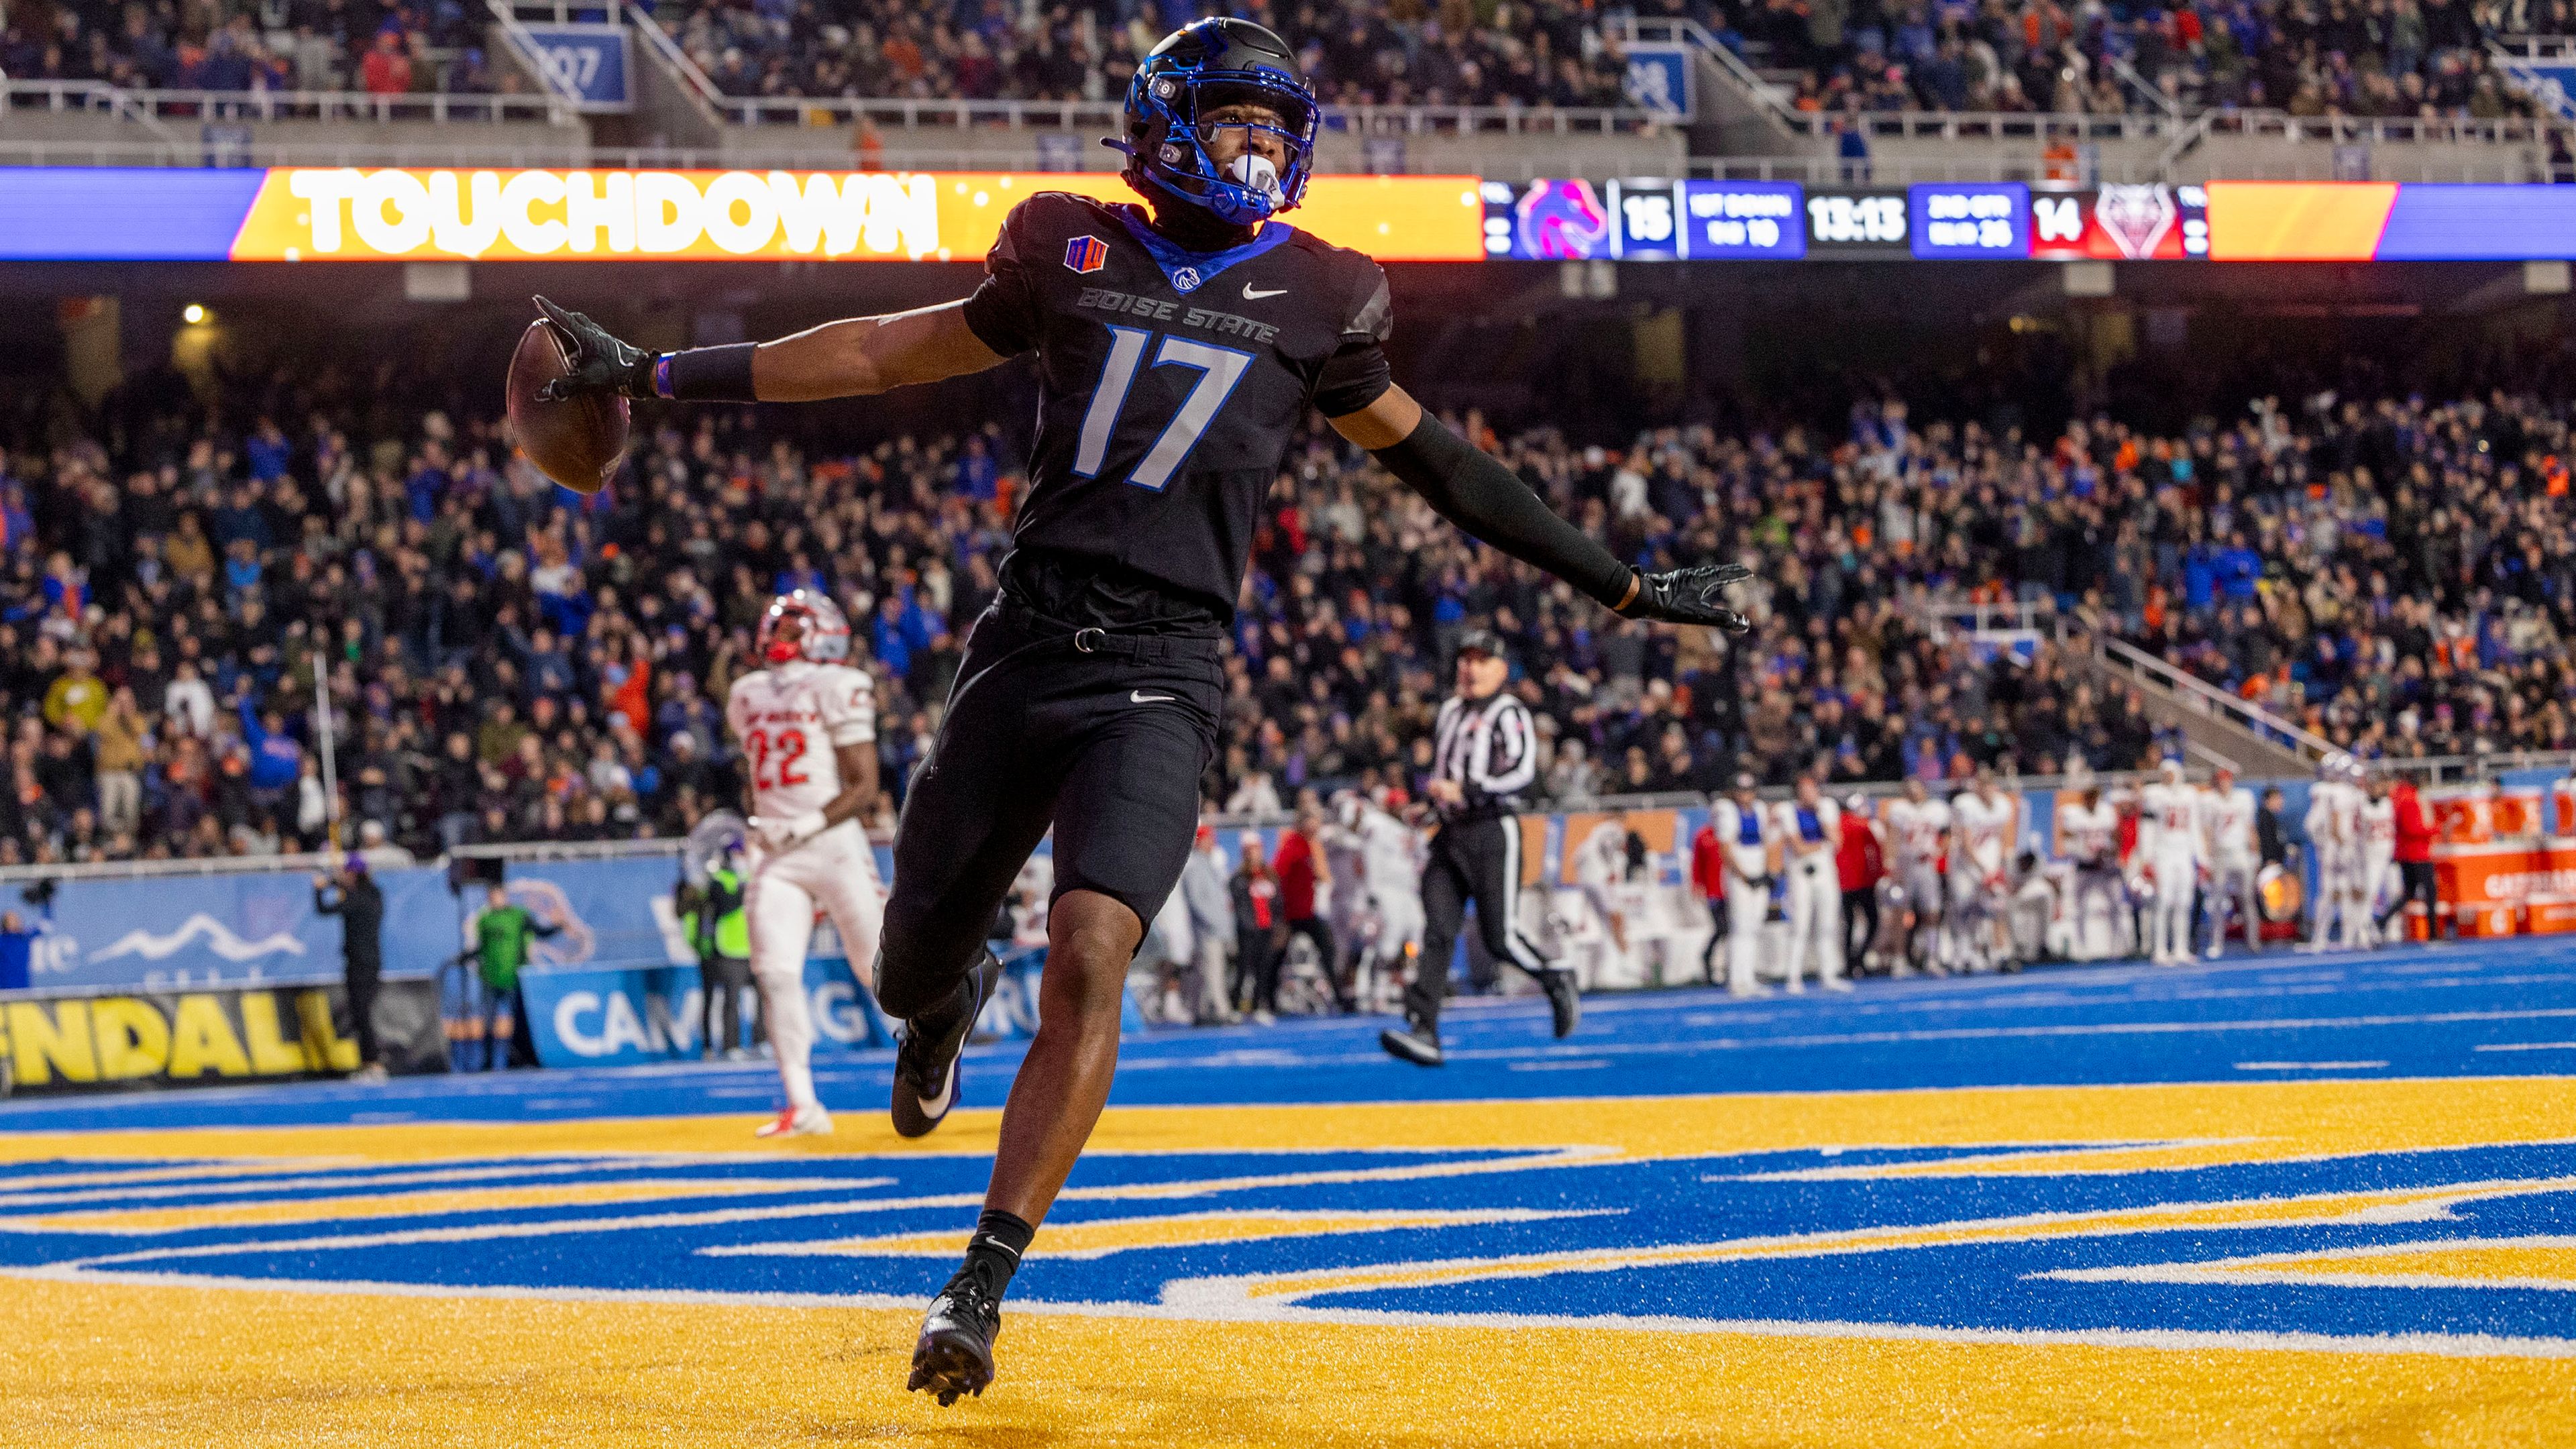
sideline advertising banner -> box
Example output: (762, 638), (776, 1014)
(517, 955), (890, 1068)
(1, 979), (443, 1092)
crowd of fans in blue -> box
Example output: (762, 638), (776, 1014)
(0, 331), (2570, 863)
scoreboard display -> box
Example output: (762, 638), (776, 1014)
(0, 169), (2565, 264)
(1482, 180), (2218, 262)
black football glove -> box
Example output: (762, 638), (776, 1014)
(531, 295), (657, 401)
(1615, 563), (1754, 633)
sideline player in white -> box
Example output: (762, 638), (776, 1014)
(1949, 767), (2019, 971)
(2138, 758), (2202, 965)
(2055, 779), (2125, 960)
(2305, 755), (2365, 952)
(1710, 772), (1778, 996)
(1328, 790), (1426, 1009)
(1883, 777), (1952, 974)
(2357, 769), (2398, 947)
(2200, 765), (2261, 959)
(727, 590), (885, 1138)
(1774, 774), (1847, 993)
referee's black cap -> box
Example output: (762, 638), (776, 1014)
(1456, 628), (1506, 660)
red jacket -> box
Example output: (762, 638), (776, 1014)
(2393, 782), (2434, 864)
(1837, 815), (1884, 892)
(1690, 824), (1726, 900)
(1273, 829), (1321, 920)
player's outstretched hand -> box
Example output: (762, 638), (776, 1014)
(531, 296), (657, 401)
(749, 810), (828, 853)
(1617, 563), (1754, 633)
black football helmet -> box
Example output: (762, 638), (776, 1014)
(1110, 17), (1320, 226)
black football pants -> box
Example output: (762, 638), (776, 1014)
(874, 604), (1224, 1024)
(1405, 813), (1555, 1030)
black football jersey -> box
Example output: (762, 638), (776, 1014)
(961, 192), (1394, 628)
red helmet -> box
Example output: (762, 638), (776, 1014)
(756, 589), (851, 665)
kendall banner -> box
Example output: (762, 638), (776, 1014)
(1, 979), (444, 1091)
(0, 168), (1486, 263)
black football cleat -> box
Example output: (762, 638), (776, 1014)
(1379, 1018), (1444, 1067)
(892, 951), (1002, 1139)
(908, 1265), (1002, 1406)
(1542, 969), (1582, 1039)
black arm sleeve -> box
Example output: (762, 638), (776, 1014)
(1371, 413), (1635, 608)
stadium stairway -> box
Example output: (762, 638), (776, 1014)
(2078, 633), (2320, 775)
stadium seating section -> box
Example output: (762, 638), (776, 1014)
(5, 0), (2560, 117)
(1, 343), (2571, 865)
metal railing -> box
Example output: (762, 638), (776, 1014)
(1690, 145), (2547, 186)
(1794, 107), (2202, 144)
(2095, 636), (2337, 764)
(694, 92), (1668, 137)
(1606, 13), (1800, 133)
(483, 0), (596, 110)
(2202, 109), (2558, 146)
(1, 76), (577, 126)
(625, 0), (724, 131)
(0, 849), (364, 885)
(2108, 54), (2184, 119)
(2381, 749), (2576, 784)
(2493, 34), (2576, 59)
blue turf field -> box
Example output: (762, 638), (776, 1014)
(10, 934), (2576, 1132)
(7, 938), (2576, 1446)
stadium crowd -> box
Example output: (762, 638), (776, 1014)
(0, 337), (2571, 867)
(1758, 0), (2562, 120)
(1, 0), (516, 97)
(663, 0), (1642, 109)
(7, 0), (2554, 121)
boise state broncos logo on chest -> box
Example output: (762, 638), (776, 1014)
(1171, 266), (1203, 292)
(1065, 235), (1109, 274)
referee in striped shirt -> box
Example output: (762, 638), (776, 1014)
(1381, 629), (1580, 1066)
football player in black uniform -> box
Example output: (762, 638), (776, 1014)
(534, 15), (1748, 1407)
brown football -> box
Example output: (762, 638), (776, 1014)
(505, 317), (629, 495)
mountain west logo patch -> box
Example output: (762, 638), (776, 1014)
(1064, 235), (1110, 274)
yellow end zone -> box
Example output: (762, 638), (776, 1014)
(7, 1077), (2576, 1446)
(3, 1274), (2572, 1448)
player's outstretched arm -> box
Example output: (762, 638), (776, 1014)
(532, 297), (1006, 405)
(1328, 385), (1752, 633)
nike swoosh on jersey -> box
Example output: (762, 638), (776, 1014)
(1131, 691), (1177, 704)
(1241, 284), (1287, 299)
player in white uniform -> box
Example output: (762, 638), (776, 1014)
(1882, 778), (1952, 974)
(2304, 755), (2365, 951)
(2356, 769), (2398, 947)
(2137, 759), (2202, 965)
(2055, 782), (2125, 960)
(1774, 774), (1847, 993)
(1948, 767), (2018, 971)
(1710, 773), (1778, 996)
(725, 590), (885, 1138)
(1321, 791), (1373, 992)
(1327, 790), (1426, 1008)
(2199, 765), (2261, 959)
